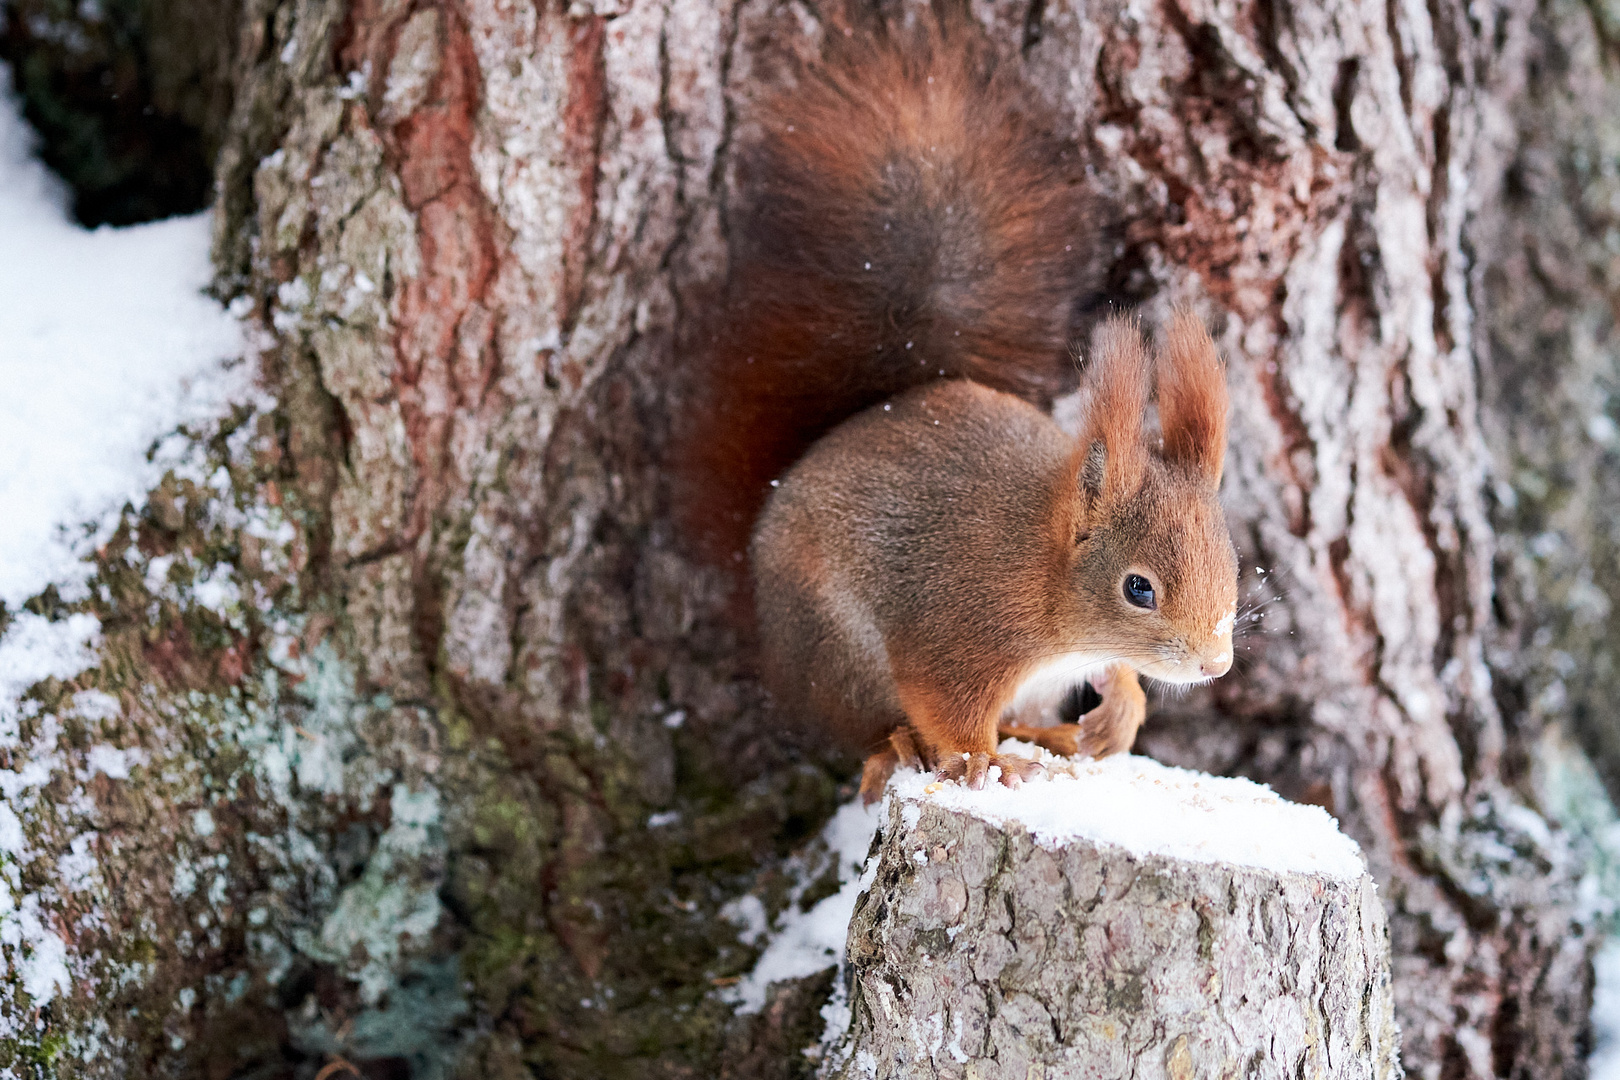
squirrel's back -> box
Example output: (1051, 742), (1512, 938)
(679, 24), (1108, 564)
(750, 379), (1075, 750)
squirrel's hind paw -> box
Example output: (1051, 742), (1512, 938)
(859, 727), (938, 804)
(859, 751), (897, 805)
(998, 722), (1082, 757)
(937, 752), (1044, 791)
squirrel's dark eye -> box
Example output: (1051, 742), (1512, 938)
(1123, 574), (1156, 610)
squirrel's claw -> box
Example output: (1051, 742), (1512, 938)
(1076, 719), (1137, 760)
(858, 750), (897, 805)
(888, 726), (932, 771)
(1000, 704), (1140, 763)
(936, 751), (1043, 791)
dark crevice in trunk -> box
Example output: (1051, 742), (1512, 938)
(0, 0), (239, 225)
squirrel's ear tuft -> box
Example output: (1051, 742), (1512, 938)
(1157, 310), (1228, 486)
(1078, 316), (1150, 499)
(1079, 439), (1108, 497)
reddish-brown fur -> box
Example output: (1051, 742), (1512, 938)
(749, 315), (1238, 797)
(689, 21), (1239, 798)
(677, 23), (1103, 564)
(1158, 310), (1230, 484)
(1077, 317), (1151, 501)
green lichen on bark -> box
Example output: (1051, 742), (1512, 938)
(184, 0), (851, 1073)
(0, 323), (835, 1076)
(0, 378), (480, 1073)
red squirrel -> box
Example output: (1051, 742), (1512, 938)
(687, 22), (1238, 802)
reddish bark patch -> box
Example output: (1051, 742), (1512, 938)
(349, 2), (618, 989)
(216, 641), (250, 686)
(143, 626), (202, 687)
(389, 6), (498, 546)
(329, 3), (503, 558)
(561, 16), (607, 329)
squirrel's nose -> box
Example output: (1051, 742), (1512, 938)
(1200, 651), (1232, 678)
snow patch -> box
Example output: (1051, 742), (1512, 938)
(83, 744), (145, 781)
(720, 894), (768, 947)
(727, 798), (884, 1015)
(15, 917), (70, 1005)
(0, 61), (246, 608)
(0, 63), (247, 1030)
(0, 613), (100, 718)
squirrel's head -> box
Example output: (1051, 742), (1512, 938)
(1066, 313), (1238, 685)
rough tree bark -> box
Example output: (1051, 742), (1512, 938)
(1, 0), (1618, 1077)
(833, 796), (1400, 1079)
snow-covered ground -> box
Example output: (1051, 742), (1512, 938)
(0, 67), (245, 1009)
(724, 797), (883, 1016)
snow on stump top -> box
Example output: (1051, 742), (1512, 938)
(824, 748), (1400, 1079)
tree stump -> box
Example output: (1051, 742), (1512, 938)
(826, 755), (1400, 1079)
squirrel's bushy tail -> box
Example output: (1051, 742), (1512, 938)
(681, 23), (1105, 564)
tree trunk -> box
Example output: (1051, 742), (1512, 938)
(832, 791), (1400, 1079)
(1, 0), (1616, 1077)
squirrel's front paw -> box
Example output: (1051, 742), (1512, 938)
(997, 722), (1082, 757)
(1074, 698), (1144, 759)
(936, 751), (1043, 791)
(1069, 667), (1147, 760)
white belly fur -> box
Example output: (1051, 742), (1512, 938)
(1003, 651), (1114, 719)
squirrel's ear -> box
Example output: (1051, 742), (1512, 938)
(1077, 316), (1149, 500)
(1157, 310), (1228, 486)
